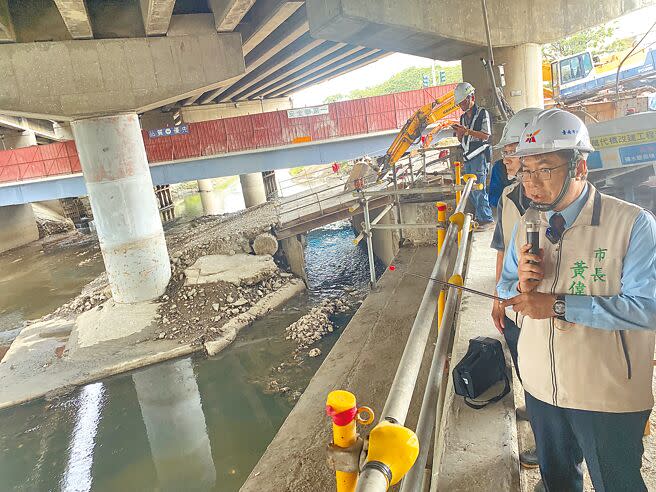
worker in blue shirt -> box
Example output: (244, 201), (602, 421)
(488, 159), (511, 210)
(498, 109), (656, 492)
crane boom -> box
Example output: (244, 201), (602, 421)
(374, 90), (458, 177)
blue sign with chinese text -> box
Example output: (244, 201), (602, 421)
(618, 143), (656, 166)
(148, 125), (189, 138)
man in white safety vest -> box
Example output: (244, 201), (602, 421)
(489, 107), (543, 470)
(452, 82), (494, 230)
(498, 108), (656, 492)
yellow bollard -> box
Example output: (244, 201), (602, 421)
(326, 390), (374, 492)
(436, 202), (447, 329)
(454, 161), (462, 205)
(454, 161), (462, 245)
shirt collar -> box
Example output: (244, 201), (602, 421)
(546, 183), (589, 228)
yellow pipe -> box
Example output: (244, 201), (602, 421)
(454, 161), (462, 245)
(436, 202), (447, 329)
(326, 390), (359, 492)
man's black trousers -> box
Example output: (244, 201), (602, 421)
(525, 392), (650, 492)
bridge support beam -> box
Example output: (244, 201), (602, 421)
(197, 179), (221, 215)
(72, 113), (171, 303)
(461, 43), (543, 115)
(240, 172), (267, 208)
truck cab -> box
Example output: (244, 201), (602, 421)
(550, 51), (596, 102)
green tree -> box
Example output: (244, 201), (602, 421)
(323, 64), (462, 103)
(542, 24), (634, 62)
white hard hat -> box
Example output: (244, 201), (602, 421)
(454, 82), (475, 105)
(513, 108), (595, 157)
(494, 107), (544, 149)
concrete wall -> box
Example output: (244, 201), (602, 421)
(0, 32), (244, 120)
(307, 0), (656, 61)
(370, 206), (399, 266)
(181, 97), (293, 123)
(399, 202), (441, 246)
(0, 204), (39, 253)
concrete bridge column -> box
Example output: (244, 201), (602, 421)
(462, 43), (543, 114)
(240, 172), (267, 208)
(197, 179), (220, 215)
(71, 113), (171, 303)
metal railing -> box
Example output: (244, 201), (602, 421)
(275, 149), (452, 233)
(355, 177), (476, 492)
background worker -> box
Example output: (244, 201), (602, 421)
(452, 82), (494, 230)
(498, 109), (656, 492)
(488, 157), (512, 213)
(489, 107), (543, 471)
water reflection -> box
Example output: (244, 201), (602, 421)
(133, 359), (216, 491)
(61, 383), (105, 492)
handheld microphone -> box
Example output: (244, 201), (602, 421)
(525, 208), (540, 256)
(524, 208), (541, 284)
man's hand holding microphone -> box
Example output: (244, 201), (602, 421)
(503, 209), (558, 319)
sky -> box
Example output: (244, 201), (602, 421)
(291, 5), (656, 107)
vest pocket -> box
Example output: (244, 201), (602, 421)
(619, 330), (632, 379)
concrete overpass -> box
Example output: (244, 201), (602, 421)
(0, 0), (654, 304)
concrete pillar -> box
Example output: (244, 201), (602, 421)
(280, 234), (307, 283)
(239, 172), (267, 208)
(0, 204), (40, 253)
(197, 179), (221, 215)
(371, 207), (398, 266)
(71, 113), (171, 303)
(461, 43), (543, 115)
(1, 130), (37, 149)
(133, 359), (216, 491)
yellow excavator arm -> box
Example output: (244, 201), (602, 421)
(374, 90), (459, 177)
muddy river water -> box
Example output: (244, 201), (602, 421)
(0, 185), (382, 491)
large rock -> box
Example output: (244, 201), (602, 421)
(253, 233), (279, 256)
(184, 254), (277, 286)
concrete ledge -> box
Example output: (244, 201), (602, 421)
(434, 229), (520, 491)
(241, 246), (438, 492)
(0, 278), (306, 410)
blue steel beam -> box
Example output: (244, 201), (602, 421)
(0, 128), (412, 206)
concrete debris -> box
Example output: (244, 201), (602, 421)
(284, 298), (349, 349)
(308, 348), (321, 357)
(184, 254), (278, 286)
(252, 233), (279, 256)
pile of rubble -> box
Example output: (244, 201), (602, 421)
(154, 269), (296, 345)
(284, 298), (350, 349)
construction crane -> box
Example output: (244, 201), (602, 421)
(373, 90), (459, 178)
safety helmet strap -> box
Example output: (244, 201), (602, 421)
(523, 151), (580, 212)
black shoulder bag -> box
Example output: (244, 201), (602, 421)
(452, 336), (510, 409)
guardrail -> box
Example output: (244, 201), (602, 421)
(328, 173), (477, 492)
